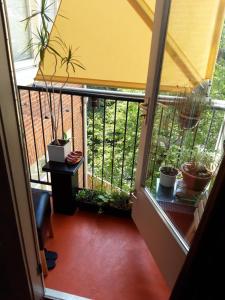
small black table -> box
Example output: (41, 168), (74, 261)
(42, 158), (84, 215)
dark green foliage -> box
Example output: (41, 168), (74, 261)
(87, 99), (141, 192)
(146, 103), (224, 193)
(76, 189), (131, 213)
(211, 24), (225, 99)
(110, 191), (131, 210)
(76, 189), (111, 205)
(86, 25), (225, 196)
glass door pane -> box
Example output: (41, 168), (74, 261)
(144, 7), (225, 246)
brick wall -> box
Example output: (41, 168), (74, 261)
(19, 86), (84, 186)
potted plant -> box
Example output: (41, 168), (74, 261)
(159, 166), (178, 188)
(47, 133), (71, 163)
(180, 149), (214, 191)
(22, 0), (85, 162)
(75, 189), (110, 213)
(177, 82), (209, 130)
(159, 145), (179, 188)
(106, 191), (132, 217)
(75, 188), (132, 217)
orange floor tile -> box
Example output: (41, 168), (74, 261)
(45, 211), (170, 300)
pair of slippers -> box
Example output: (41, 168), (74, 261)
(44, 248), (58, 270)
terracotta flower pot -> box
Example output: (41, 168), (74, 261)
(181, 163), (212, 191)
(178, 113), (200, 130)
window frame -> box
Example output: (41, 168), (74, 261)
(11, 0), (60, 72)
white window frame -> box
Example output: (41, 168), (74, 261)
(10, 0), (60, 84)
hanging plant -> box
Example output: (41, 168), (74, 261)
(177, 82), (209, 130)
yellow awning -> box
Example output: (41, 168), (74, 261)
(36, 0), (225, 91)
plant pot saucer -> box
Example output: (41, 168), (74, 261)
(66, 158), (82, 165)
(66, 156), (82, 165)
(66, 151), (83, 165)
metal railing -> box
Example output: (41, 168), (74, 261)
(146, 99), (225, 190)
(18, 85), (86, 186)
(17, 84), (225, 193)
(87, 97), (141, 191)
(17, 85), (143, 191)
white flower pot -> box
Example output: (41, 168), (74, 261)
(48, 139), (71, 162)
(159, 166), (178, 188)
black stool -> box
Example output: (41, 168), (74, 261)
(32, 188), (54, 276)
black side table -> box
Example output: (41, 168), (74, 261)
(42, 158), (84, 215)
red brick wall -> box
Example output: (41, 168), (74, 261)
(19, 87), (84, 186)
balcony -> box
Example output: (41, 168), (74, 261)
(2, 0), (225, 298)
(16, 82), (225, 298)
(18, 84), (225, 231)
(18, 85), (142, 191)
(12, 1), (225, 246)
(18, 84), (224, 188)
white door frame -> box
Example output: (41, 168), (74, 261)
(0, 2), (44, 299)
(132, 0), (188, 289)
(1, 2), (89, 299)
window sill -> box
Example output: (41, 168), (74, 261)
(15, 65), (37, 85)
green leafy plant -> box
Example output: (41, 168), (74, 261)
(177, 82), (209, 118)
(179, 147), (219, 191)
(63, 131), (69, 141)
(181, 147), (215, 178)
(76, 189), (110, 205)
(22, 0), (85, 145)
(110, 191), (131, 210)
(86, 26), (225, 194)
(87, 100), (141, 192)
(158, 145), (179, 177)
(176, 82), (210, 130)
(76, 189), (131, 212)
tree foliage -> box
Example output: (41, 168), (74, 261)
(87, 23), (225, 194)
(87, 99), (141, 192)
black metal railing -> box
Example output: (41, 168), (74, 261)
(18, 85), (86, 186)
(17, 85), (143, 191)
(17, 84), (225, 194)
(146, 99), (225, 191)
(87, 97), (141, 192)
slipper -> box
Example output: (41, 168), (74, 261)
(46, 259), (56, 270)
(44, 248), (58, 260)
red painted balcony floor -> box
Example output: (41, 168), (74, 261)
(45, 210), (170, 300)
